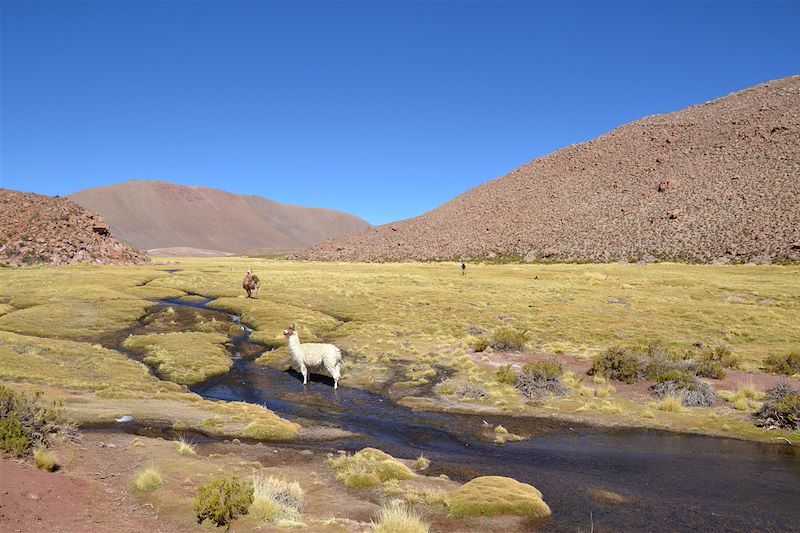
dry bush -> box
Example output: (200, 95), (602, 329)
(755, 382), (800, 430)
(763, 353), (800, 376)
(514, 360), (566, 401)
(588, 347), (644, 383)
(0, 385), (76, 455)
(489, 328), (531, 352)
(650, 377), (716, 407)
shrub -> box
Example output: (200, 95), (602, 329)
(456, 383), (487, 400)
(755, 383), (800, 430)
(495, 365), (517, 385)
(650, 376), (716, 407)
(0, 385), (75, 453)
(34, 447), (57, 471)
(514, 359), (567, 401)
(372, 503), (429, 533)
(488, 328), (530, 352)
(763, 353), (800, 376)
(520, 360), (563, 381)
(135, 466), (164, 491)
(249, 473), (304, 524)
(447, 475), (551, 519)
(641, 342), (684, 380)
(0, 415), (31, 456)
(195, 476), (254, 531)
(700, 344), (740, 369)
(694, 360), (726, 379)
(588, 347), (643, 384)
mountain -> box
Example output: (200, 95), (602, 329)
(69, 181), (370, 255)
(302, 75), (800, 264)
(0, 189), (147, 265)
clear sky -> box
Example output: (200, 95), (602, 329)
(1, 1), (798, 225)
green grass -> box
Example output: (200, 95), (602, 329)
(2, 259), (800, 442)
(123, 331), (232, 386)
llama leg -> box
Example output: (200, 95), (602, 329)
(300, 363), (308, 385)
(331, 363), (340, 389)
(326, 361), (341, 389)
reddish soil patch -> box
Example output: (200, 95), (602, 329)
(0, 458), (173, 533)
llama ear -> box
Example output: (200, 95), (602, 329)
(292, 323), (296, 330)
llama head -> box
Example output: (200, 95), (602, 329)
(282, 323), (297, 338)
(246, 268), (253, 275)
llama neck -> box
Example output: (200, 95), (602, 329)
(287, 334), (302, 357)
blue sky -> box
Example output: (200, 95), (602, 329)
(2, 1), (798, 225)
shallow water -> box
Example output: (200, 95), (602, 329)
(138, 299), (800, 531)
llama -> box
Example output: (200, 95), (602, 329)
(282, 324), (342, 389)
(243, 268), (260, 298)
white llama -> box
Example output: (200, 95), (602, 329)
(282, 324), (342, 389)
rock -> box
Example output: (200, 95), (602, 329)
(542, 247), (558, 258)
(0, 190), (147, 266)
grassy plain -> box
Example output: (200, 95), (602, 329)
(1, 258), (799, 443)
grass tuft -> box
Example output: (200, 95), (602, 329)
(34, 447), (57, 471)
(175, 436), (196, 456)
(249, 473), (305, 524)
(135, 466), (164, 491)
(372, 503), (429, 533)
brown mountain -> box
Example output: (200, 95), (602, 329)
(69, 181), (370, 255)
(0, 189), (147, 266)
(303, 75), (800, 263)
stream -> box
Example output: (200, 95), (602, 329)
(119, 298), (800, 532)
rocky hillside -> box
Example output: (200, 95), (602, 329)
(303, 75), (800, 263)
(0, 189), (148, 266)
(69, 181), (370, 255)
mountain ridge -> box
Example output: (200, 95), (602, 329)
(302, 75), (800, 263)
(69, 180), (370, 254)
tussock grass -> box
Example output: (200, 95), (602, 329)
(372, 503), (429, 533)
(249, 473), (304, 524)
(135, 466), (164, 491)
(655, 396), (687, 413)
(174, 436), (196, 456)
(328, 447), (415, 489)
(719, 384), (765, 411)
(447, 475), (551, 519)
(413, 454), (430, 471)
(34, 446), (57, 471)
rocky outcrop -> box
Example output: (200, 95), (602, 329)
(0, 189), (148, 266)
(302, 75), (800, 263)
